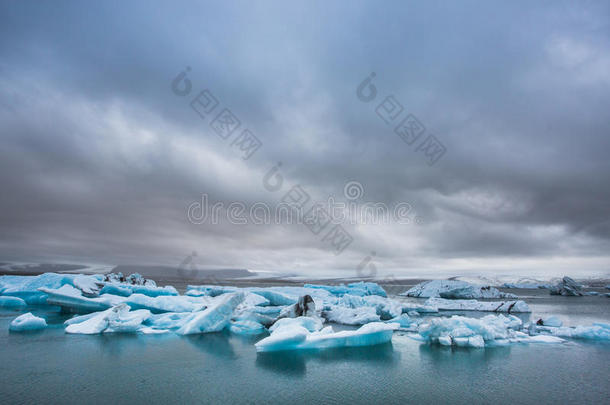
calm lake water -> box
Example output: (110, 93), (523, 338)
(1, 288), (609, 404)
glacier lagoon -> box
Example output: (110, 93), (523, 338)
(1, 283), (609, 404)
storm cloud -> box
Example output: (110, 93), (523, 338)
(1, 0), (609, 278)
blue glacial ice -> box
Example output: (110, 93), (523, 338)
(0, 273), (81, 304)
(303, 281), (387, 297)
(424, 297), (531, 313)
(401, 279), (516, 299)
(10, 312), (47, 332)
(255, 321), (398, 352)
(338, 294), (402, 319)
(40, 285), (125, 313)
(322, 305), (381, 325)
(0, 296), (27, 308)
(416, 314), (529, 347)
(176, 292), (245, 335)
(65, 304), (152, 334)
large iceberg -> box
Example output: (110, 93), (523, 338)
(176, 292), (245, 335)
(401, 280), (516, 299)
(255, 321), (398, 352)
(424, 297), (531, 313)
(9, 312), (47, 332)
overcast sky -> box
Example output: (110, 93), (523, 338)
(1, 1), (609, 278)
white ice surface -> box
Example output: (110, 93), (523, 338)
(9, 312), (47, 332)
(424, 297), (531, 313)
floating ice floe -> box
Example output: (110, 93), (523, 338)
(10, 312), (47, 332)
(0, 296), (27, 308)
(535, 322), (610, 341)
(65, 304), (152, 334)
(424, 297), (531, 313)
(255, 320), (398, 352)
(176, 292), (245, 335)
(401, 280), (516, 299)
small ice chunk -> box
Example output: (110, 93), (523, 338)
(176, 292), (245, 335)
(9, 312), (47, 332)
(0, 296), (27, 308)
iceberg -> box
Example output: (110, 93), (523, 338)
(424, 297), (531, 313)
(124, 294), (210, 313)
(269, 316), (324, 333)
(9, 312), (47, 332)
(40, 285), (125, 313)
(303, 281), (387, 297)
(65, 304), (151, 334)
(401, 280), (516, 299)
(322, 305), (381, 325)
(256, 321), (398, 352)
(0, 296), (27, 308)
(338, 294), (402, 320)
(547, 323), (610, 341)
(417, 314), (524, 347)
(0, 273), (79, 304)
(176, 292), (245, 335)
(549, 276), (584, 296)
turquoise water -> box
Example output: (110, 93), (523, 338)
(1, 292), (609, 404)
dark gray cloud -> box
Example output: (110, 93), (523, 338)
(1, 1), (609, 277)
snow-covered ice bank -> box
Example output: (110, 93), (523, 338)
(255, 320), (398, 352)
(424, 297), (531, 313)
(401, 280), (516, 299)
(9, 312), (47, 332)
